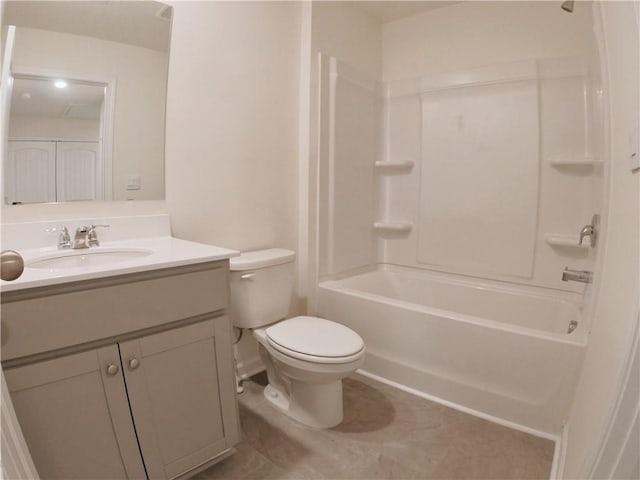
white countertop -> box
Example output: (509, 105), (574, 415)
(1, 236), (239, 293)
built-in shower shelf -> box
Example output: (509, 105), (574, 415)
(548, 155), (603, 168)
(374, 161), (415, 174)
(544, 233), (590, 249)
(373, 222), (413, 234)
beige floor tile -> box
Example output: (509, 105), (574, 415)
(199, 372), (554, 479)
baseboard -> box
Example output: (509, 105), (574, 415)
(357, 368), (560, 440)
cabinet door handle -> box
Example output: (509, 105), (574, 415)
(128, 358), (140, 370)
(106, 363), (120, 376)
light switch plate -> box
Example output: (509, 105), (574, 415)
(126, 174), (141, 191)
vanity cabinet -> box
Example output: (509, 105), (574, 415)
(1, 261), (240, 480)
(4, 345), (145, 479)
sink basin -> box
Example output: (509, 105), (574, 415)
(27, 248), (154, 269)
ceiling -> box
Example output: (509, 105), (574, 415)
(11, 77), (104, 120)
(3, 1), (171, 52)
(356, 1), (461, 23)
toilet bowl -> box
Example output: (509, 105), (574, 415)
(229, 249), (365, 428)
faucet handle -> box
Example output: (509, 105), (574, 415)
(578, 214), (600, 248)
(88, 224), (110, 247)
(46, 225), (71, 249)
(578, 225), (594, 245)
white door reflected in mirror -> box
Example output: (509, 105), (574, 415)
(7, 75), (106, 205)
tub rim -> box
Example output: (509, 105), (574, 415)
(318, 268), (587, 347)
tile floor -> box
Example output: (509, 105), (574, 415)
(195, 372), (554, 479)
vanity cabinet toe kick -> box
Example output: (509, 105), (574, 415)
(1, 261), (241, 480)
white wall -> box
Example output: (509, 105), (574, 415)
(164, 1), (303, 377)
(382, 1), (594, 82)
(9, 115), (99, 140)
(11, 26), (167, 201)
(562, 2), (640, 477)
(165, 1), (300, 254)
(305, 2), (381, 309)
(311, 2), (381, 78)
(377, 1), (600, 292)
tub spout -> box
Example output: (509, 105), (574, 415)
(562, 267), (593, 284)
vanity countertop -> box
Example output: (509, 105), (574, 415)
(1, 236), (239, 293)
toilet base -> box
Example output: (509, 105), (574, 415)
(263, 380), (344, 429)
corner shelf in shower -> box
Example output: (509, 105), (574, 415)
(373, 222), (413, 235)
(544, 233), (590, 249)
(374, 161), (415, 174)
(548, 155), (603, 168)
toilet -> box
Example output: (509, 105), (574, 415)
(229, 248), (365, 428)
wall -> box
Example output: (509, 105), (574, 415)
(165, 1), (300, 254)
(317, 56), (380, 277)
(305, 2), (381, 308)
(562, 2), (640, 477)
(311, 2), (381, 78)
(164, 1), (302, 377)
(382, 1), (594, 82)
(11, 26), (167, 201)
(376, 1), (600, 293)
(9, 115), (99, 140)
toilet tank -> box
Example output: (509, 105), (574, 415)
(229, 248), (296, 329)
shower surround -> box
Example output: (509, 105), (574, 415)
(315, 46), (603, 436)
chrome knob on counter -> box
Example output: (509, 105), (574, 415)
(1, 250), (24, 281)
(106, 364), (120, 376)
(128, 358), (140, 370)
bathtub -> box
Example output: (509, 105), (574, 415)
(317, 265), (586, 434)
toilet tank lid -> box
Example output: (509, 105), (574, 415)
(229, 248), (295, 271)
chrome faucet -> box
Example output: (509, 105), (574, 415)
(73, 226), (91, 249)
(578, 214), (600, 248)
(72, 224), (109, 249)
(562, 267), (593, 284)
(58, 226), (71, 249)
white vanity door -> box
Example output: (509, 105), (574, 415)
(3, 346), (147, 480)
(6, 140), (56, 204)
(119, 317), (239, 480)
(56, 141), (102, 202)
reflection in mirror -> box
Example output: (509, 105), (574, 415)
(8, 76), (107, 204)
(2, 1), (172, 205)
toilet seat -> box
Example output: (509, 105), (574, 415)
(265, 316), (365, 365)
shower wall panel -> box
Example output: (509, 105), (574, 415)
(316, 55), (599, 293)
(418, 79), (539, 278)
(382, 59), (598, 292)
(318, 56), (379, 276)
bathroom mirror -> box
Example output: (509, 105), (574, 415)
(2, 0), (172, 204)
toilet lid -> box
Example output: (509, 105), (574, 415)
(265, 316), (364, 358)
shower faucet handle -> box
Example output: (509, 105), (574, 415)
(578, 225), (594, 245)
(578, 214), (600, 248)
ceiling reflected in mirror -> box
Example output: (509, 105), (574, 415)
(12, 77), (104, 120)
(4, 1), (171, 52)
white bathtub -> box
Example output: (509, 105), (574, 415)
(317, 265), (586, 434)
